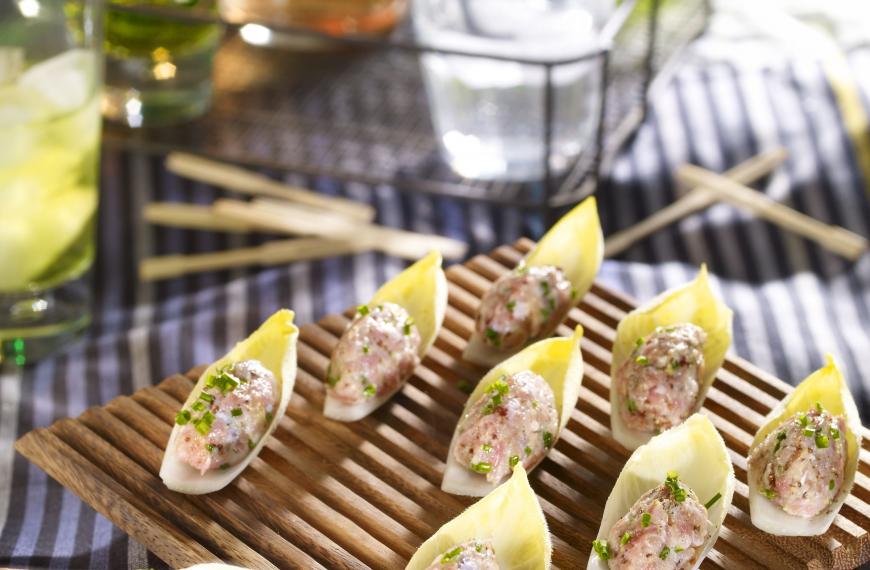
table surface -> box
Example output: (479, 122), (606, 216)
(3, 45), (870, 570)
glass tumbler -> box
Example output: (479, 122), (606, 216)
(0, 0), (102, 363)
(101, 0), (223, 127)
(413, 0), (613, 182)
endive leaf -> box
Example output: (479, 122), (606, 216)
(443, 326), (584, 496)
(588, 414), (735, 570)
(324, 250), (448, 421)
(161, 309), (298, 495)
(748, 355), (862, 536)
(609, 265), (733, 450)
(464, 196), (603, 367)
(408, 465), (551, 570)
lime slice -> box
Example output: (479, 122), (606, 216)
(0, 184), (96, 292)
(407, 466), (552, 570)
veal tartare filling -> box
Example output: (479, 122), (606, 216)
(175, 359), (277, 475)
(615, 323), (706, 433)
(748, 405), (847, 518)
(328, 302), (421, 404)
(476, 265), (573, 351)
(425, 539), (500, 570)
(453, 370), (559, 483)
(595, 473), (715, 570)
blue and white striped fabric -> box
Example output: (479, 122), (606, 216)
(2, 45), (870, 569)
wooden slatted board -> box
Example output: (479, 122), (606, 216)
(15, 238), (870, 569)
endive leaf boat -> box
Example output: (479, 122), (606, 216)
(443, 326), (584, 497)
(407, 465), (551, 570)
(161, 309), (298, 495)
(609, 265), (732, 450)
(463, 197), (602, 367)
(324, 251), (448, 422)
(747, 355), (862, 536)
(588, 414), (735, 570)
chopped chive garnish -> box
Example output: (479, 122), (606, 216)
(635, 337), (645, 348)
(481, 443), (493, 452)
(815, 433), (830, 448)
(774, 431), (787, 453)
(265, 412), (274, 422)
(509, 455), (520, 468)
(675, 547), (684, 553)
(205, 443), (215, 452)
(357, 304), (369, 316)
(194, 411), (214, 435)
(627, 399), (638, 413)
(363, 384), (376, 398)
(659, 546), (670, 560)
(362, 345), (369, 354)
(641, 513), (651, 527)
(484, 327), (501, 347)
(635, 355), (649, 365)
(524, 446), (532, 456)
(540, 280), (550, 295)
(248, 438), (256, 450)
(816, 402), (824, 413)
(471, 461), (492, 474)
(798, 413), (809, 427)
(192, 401), (205, 412)
(441, 546), (462, 563)
(403, 317), (415, 335)
(531, 400), (539, 409)
(475, 543), (483, 553)
(592, 539), (611, 561)
(543, 431), (554, 449)
(665, 472), (686, 502)
(704, 492), (722, 510)
(829, 479), (836, 491)
(483, 380), (510, 414)
(831, 427), (840, 440)
(803, 427), (815, 437)
(199, 392), (214, 403)
(220, 464), (230, 470)
(175, 410), (191, 425)
(762, 488), (776, 499)
(506, 300), (516, 311)
(231, 408), (243, 417)
(571, 286), (578, 299)
(327, 375), (339, 387)
(620, 532), (631, 545)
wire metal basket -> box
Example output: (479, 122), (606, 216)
(103, 0), (710, 214)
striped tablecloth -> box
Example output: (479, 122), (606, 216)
(2, 40), (870, 570)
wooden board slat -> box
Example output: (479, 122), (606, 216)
(15, 237), (870, 569)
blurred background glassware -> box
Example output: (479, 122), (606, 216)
(101, 0), (224, 127)
(0, 0), (102, 363)
(413, 0), (614, 182)
(220, 0), (407, 44)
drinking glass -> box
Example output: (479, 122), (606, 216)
(101, 0), (223, 127)
(413, 0), (613, 181)
(0, 0), (102, 362)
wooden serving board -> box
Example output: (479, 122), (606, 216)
(15, 238), (870, 569)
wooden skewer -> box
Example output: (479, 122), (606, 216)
(676, 163), (869, 261)
(144, 202), (256, 233)
(139, 238), (367, 281)
(166, 152), (376, 223)
(604, 148), (788, 257)
(212, 198), (469, 261)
